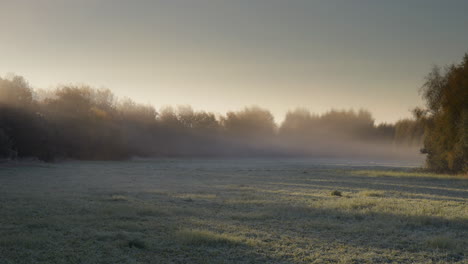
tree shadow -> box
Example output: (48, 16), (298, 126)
(193, 198), (467, 263)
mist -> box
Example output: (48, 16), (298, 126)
(0, 75), (424, 162)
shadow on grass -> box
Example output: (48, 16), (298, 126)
(218, 201), (467, 259)
(159, 192), (467, 263)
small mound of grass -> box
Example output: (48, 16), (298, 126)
(330, 190), (342, 197)
(128, 238), (146, 249)
(175, 229), (243, 247)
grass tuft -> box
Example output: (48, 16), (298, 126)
(330, 190), (342, 196)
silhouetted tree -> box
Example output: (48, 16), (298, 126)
(222, 106), (276, 139)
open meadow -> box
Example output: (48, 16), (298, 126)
(0, 159), (467, 263)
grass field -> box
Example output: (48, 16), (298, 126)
(0, 159), (467, 263)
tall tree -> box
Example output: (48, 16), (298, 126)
(419, 54), (468, 173)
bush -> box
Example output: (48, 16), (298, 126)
(331, 190), (342, 196)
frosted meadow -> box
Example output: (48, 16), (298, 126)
(0, 159), (466, 263)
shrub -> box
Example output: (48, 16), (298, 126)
(331, 190), (342, 196)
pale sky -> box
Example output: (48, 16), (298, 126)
(1, 0), (467, 123)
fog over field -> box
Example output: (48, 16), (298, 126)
(1, 1), (467, 263)
(0, 75), (424, 162)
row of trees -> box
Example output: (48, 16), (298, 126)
(0, 75), (423, 162)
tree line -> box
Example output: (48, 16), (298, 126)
(0, 75), (424, 162)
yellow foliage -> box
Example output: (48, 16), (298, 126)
(90, 107), (108, 119)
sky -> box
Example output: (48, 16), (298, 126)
(1, 0), (467, 124)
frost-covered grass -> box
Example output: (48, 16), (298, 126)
(351, 169), (467, 179)
(0, 159), (467, 263)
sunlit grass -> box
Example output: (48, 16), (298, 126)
(351, 169), (466, 179)
(175, 229), (247, 247)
